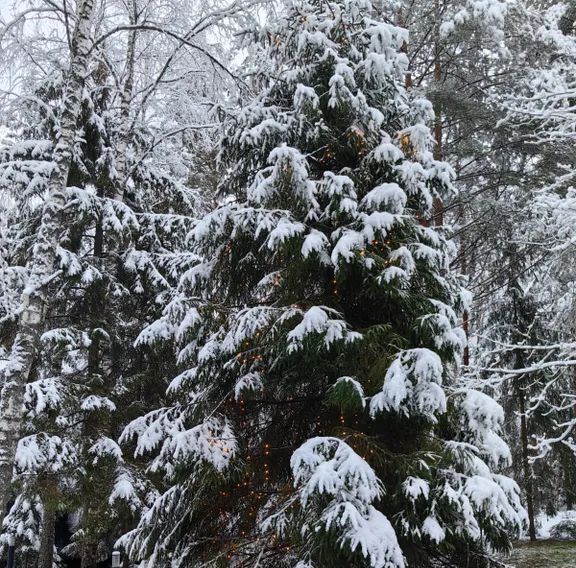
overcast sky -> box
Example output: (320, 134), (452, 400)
(0, 0), (11, 18)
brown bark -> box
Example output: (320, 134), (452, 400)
(462, 310), (470, 367)
(81, 540), (99, 568)
(432, 0), (444, 227)
(37, 505), (56, 568)
(518, 382), (537, 541)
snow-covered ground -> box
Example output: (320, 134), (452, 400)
(531, 510), (576, 539)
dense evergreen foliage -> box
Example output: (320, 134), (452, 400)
(2, 0), (576, 567)
(119, 2), (522, 566)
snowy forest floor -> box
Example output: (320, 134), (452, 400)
(502, 540), (576, 568)
(497, 511), (576, 567)
(531, 510), (576, 539)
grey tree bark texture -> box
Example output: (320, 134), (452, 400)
(0, 0), (96, 525)
(37, 505), (56, 568)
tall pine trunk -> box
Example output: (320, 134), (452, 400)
(432, 0), (444, 227)
(516, 373), (537, 541)
(0, 0), (96, 523)
(81, 539), (98, 568)
(37, 506), (56, 568)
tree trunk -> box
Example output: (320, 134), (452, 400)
(0, 0), (95, 520)
(38, 506), (56, 568)
(511, 282), (537, 541)
(81, 539), (99, 568)
(560, 3), (576, 36)
(114, 0), (138, 202)
(459, 200), (470, 367)
(518, 383), (537, 541)
(432, 0), (444, 227)
(395, 8), (412, 89)
(5, 539), (15, 568)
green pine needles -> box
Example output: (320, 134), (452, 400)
(119, 1), (524, 566)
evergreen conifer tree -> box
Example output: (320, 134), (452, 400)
(0, 56), (200, 568)
(121, 1), (524, 567)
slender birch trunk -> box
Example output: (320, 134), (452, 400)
(0, 0), (96, 521)
(114, 0), (137, 202)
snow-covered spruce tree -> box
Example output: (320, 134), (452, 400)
(0, 0), (255, 560)
(120, 1), (524, 566)
(0, 32), (202, 568)
(471, 163), (576, 521)
(0, 92), (139, 567)
(0, 192), (28, 347)
(392, 0), (576, 522)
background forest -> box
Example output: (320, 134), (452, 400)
(0, 0), (575, 567)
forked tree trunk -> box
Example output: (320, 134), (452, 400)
(0, 0), (96, 526)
